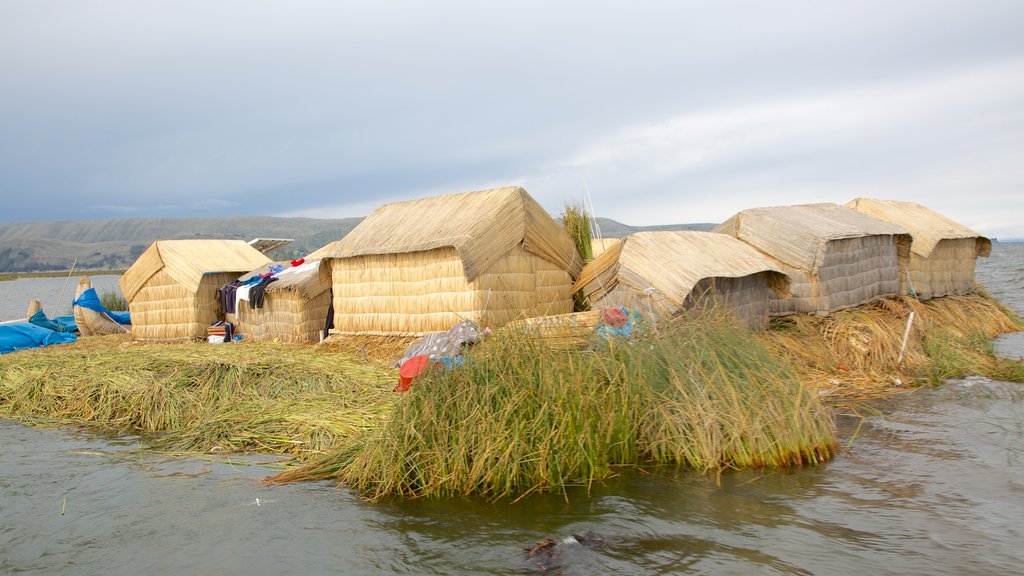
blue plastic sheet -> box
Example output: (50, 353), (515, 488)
(28, 310), (77, 333)
(72, 288), (131, 325)
(0, 322), (78, 355)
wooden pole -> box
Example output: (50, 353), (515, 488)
(897, 311), (915, 368)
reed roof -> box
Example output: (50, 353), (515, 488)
(574, 231), (790, 307)
(309, 187), (584, 281)
(239, 259), (330, 301)
(712, 203), (911, 274)
(845, 198), (991, 258)
(120, 239), (272, 301)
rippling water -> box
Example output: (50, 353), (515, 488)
(1, 245), (1022, 575)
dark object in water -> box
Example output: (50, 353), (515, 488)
(523, 531), (606, 572)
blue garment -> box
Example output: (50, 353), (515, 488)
(72, 288), (131, 325)
(0, 322), (78, 355)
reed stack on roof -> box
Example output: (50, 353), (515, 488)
(845, 198), (990, 300)
(119, 240), (271, 341)
(232, 259), (332, 343)
(573, 231), (790, 330)
(713, 203), (911, 316)
(310, 186), (585, 336)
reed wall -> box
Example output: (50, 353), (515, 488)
(771, 235), (902, 316)
(328, 245), (573, 336)
(905, 238), (980, 300)
(128, 270), (237, 341)
(234, 289), (332, 343)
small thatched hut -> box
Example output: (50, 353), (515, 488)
(310, 186), (584, 336)
(845, 198), (991, 300)
(120, 240), (271, 341)
(712, 203), (911, 316)
(232, 259), (332, 343)
(573, 231), (790, 330)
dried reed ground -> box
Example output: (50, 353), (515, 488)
(1, 293), (1020, 500)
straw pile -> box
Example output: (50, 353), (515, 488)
(760, 293), (1023, 398)
(714, 203), (912, 316)
(312, 187), (584, 336)
(120, 240), (271, 341)
(845, 198), (991, 299)
(233, 260), (332, 343)
(573, 231), (790, 330)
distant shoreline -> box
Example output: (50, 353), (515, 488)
(0, 269), (126, 282)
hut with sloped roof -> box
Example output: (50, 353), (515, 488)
(231, 259), (332, 343)
(309, 186), (584, 336)
(573, 231), (790, 330)
(712, 203), (911, 316)
(119, 239), (271, 341)
(845, 198), (990, 300)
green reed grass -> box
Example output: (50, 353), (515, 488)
(0, 340), (396, 457)
(99, 289), (128, 311)
(270, 310), (837, 500)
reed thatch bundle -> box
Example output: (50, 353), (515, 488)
(120, 240), (271, 341)
(504, 309), (605, 349)
(572, 231), (790, 330)
(232, 260), (332, 343)
(845, 198), (991, 299)
(713, 203), (911, 316)
(311, 187), (584, 336)
(590, 237), (621, 258)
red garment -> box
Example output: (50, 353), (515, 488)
(290, 258), (305, 267)
(601, 306), (629, 328)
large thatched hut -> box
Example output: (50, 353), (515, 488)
(712, 203), (911, 316)
(120, 240), (271, 341)
(309, 186), (584, 336)
(573, 231), (790, 330)
(845, 198), (991, 300)
(231, 259), (332, 343)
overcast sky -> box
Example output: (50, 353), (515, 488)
(2, 1), (1022, 238)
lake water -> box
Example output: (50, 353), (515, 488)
(1, 245), (1022, 575)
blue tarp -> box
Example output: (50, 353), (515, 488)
(0, 322), (78, 355)
(28, 310), (77, 333)
(72, 288), (131, 325)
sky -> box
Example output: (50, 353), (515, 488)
(2, 1), (1022, 238)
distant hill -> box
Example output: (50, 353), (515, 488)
(0, 216), (716, 273)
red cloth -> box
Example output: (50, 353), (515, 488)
(395, 355), (431, 392)
(601, 306), (629, 328)
(290, 258), (305, 267)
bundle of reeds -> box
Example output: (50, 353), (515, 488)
(270, 308), (837, 499)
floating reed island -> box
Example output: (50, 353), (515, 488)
(1, 189), (1022, 501)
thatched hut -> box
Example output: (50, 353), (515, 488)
(232, 259), (332, 343)
(845, 198), (991, 300)
(310, 186), (584, 336)
(712, 203), (911, 316)
(572, 231), (790, 330)
(119, 240), (271, 341)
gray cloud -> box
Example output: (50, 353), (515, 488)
(2, 1), (1022, 236)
